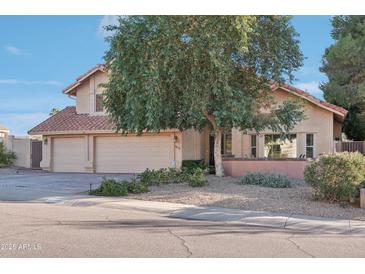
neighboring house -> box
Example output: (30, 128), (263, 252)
(0, 124), (9, 147)
(28, 64), (347, 174)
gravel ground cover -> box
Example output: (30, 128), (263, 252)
(128, 175), (365, 220)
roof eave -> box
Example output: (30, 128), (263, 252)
(28, 128), (181, 136)
(273, 85), (347, 118)
(62, 64), (106, 94)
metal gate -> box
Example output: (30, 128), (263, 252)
(31, 140), (42, 169)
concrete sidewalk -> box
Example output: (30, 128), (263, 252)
(38, 195), (365, 234)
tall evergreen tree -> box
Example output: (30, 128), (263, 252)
(321, 16), (365, 140)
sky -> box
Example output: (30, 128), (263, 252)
(0, 15), (334, 135)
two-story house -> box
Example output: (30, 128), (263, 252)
(29, 64), (347, 175)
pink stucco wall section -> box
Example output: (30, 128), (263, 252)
(223, 159), (308, 179)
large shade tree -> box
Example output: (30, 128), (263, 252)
(321, 16), (365, 140)
(103, 16), (304, 176)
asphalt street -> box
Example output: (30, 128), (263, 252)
(1, 201), (365, 257)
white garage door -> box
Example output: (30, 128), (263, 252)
(95, 135), (174, 173)
(52, 137), (85, 172)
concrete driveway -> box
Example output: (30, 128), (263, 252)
(0, 168), (130, 201)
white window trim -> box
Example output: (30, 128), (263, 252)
(250, 135), (257, 158)
(95, 93), (104, 113)
(305, 133), (315, 159)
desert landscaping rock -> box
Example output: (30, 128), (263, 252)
(128, 175), (365, 220)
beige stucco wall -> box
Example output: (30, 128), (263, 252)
(76, 80), (90, 114)
(182, 129), (205, 161)
(333, 118), (343, 140)
(223, 159), (307, 179)
(76, 70), (108, 115)
(6, 136), (32, 168)
(40, 136), (51, 171)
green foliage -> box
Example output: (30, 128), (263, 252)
(104, 16), (304, 133)
(49, 108), (60, 116)
(0, 142), (16, 167)
(90, 178), (129, 196)
(91, 166), (209, 196)
(126, 177), (149, 194)
(187, 168), (207, 187)
(138, 168), (183, 185)
(103, 16), (304, 175)
(320, 16), (365, 140)
(90, 177), (149, 196)
(239, 172), (292, 188)
(182, 160), (207, 170)
(138, 167), (208, 187)
(304, 152), (365, 203)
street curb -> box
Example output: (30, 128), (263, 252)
(40, 196), (365, 234)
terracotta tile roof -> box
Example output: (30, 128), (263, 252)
(63, 64), (106, 94)
(270, 82), (348, 116)
(28, 107), (115, 135)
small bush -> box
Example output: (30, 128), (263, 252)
(182, 160), (208, 171)
(0, 142), (16, 167)
(126, 177), (148, 194)
(304, 152), (365, 203)
(239, 172), (292, 188)
(187, 168), (207, 187)
(138, 168), (181, 185)
(91, 166), (208, 197)
(90, 178), (128, 196)
(138, 167), (208, 187)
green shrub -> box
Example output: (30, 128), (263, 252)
(0, 142), (16, 167)
(138, 167), (208, 187)
(91, 166), (208, 196)
(182, 160), (208, 171)
(90, 178), (128, 196)
(304, 152), (365, 203)
(126, 177), (148, 194)
(239, 172), (292, 188)
(187, 168), (207, 187)
(138, 168), (183, 185)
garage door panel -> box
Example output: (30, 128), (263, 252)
(95, 136), (173, 173)
(53, 138), (85, 172)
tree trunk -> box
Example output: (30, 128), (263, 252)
(214, 129), (225, 177)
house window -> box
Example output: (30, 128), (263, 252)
(221, 131), (232, 155)
(95, 94), (104, 112)
(264, 134), (297, 158)
(306, 134), (314, 158)
(251, 135), (257, 158)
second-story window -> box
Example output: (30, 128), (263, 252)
(95, 94), (104, 112)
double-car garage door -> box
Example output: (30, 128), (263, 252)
(52, 135), (174, 173)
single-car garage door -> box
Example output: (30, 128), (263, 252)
(95, 135), (174, 173)
(52, 137), (85, 172)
